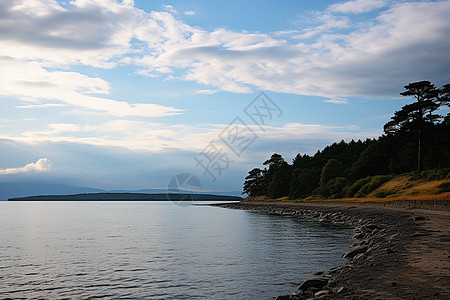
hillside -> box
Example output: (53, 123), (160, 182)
(244, 170), (450, 210)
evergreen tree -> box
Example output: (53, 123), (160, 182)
(384, 81), (440, 171)
(267, 164), (292, 198)
(243, 168), (265, 196)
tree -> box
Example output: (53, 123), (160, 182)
(384, 81), (440, 171)
(243, 168), (265, 196)
(320, 159), (343, 186)
(267, 164), (292, 198)
(439, 84), (450, 107)
(262, 153), (288, 194)
(263, 153), (286, 169)
(289, 168), (320, 199)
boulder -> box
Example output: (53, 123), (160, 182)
(298, 278), (329, 290)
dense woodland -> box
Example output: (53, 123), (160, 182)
(243, 81), (450, 199)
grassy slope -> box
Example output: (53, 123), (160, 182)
(243, 172), (450, 210)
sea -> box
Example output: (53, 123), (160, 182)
(0, 201), (353, 299)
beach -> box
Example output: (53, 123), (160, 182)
(215, 201), (450, 299)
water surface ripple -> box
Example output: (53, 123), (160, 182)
(0, 202), (352, 299)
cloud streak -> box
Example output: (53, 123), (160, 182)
(1, 120), (379, 155)
(329, 0), (388, 14)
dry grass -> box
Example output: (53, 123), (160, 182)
(368, 175), (449, 198)
(243, 172), (450, 211)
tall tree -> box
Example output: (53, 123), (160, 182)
(262, 153), (287, 194)
(263, 153), (286, 169)
(384, 81), (440, 171)
(267, 164), (292, 198)
(242, 168), (265, 196)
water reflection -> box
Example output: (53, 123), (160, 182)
(0, 202), (352, 299)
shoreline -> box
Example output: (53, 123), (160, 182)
(213, 201), (450, 299)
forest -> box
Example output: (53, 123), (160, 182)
(243, 81), (450, 199)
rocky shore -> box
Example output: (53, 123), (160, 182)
(214, 201), (450, 299)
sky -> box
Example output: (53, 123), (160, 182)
(0, 0), (449, 193)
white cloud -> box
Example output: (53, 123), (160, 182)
(1, 119), (378, 155)
(163, 4), (177, 14)
(184, 11), (195, 16)
(0, 0), (183, 117)
(0, 158), (53, 175)
(1, 0), (449, 111)
(16, 103), (68, 109)
(294, 13), (350, 39)
(329, 0), (388, 14)
(196, 89), (220, 95)
(0, 56), (183, 117)
(324, 97), (349, 104)
(131, 1), (450, 98)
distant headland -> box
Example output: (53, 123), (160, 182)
(8, 193), (243, 202)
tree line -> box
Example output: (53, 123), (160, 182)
(243, 81), (450, 199)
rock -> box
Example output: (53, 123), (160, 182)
(298, 278), (329, 290)
(353, 233), (364, 239)
(313, 271), (324, 276)
(307, 287), (320, 293)
(275, 296), (290, 300)
(343, 245), (368, 258)
(391, 281), (398, 287)
(366, 224), (378, 230)
(354, 253), (366, 260)
(385, 247), (395, 253)
(328, 266), (343, 274)
(314, 290), (330, 297)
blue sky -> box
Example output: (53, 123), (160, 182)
(0, 0), (449, 192)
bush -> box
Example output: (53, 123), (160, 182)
(437, 182), (450, 194)
(354, 175), (393, 198)
(327, 177), (350, 198)
(346, 177), (370, 198)
(312, 185), (328, 199)
(410, 168), (450, 181)
(373, 190), (396, 198)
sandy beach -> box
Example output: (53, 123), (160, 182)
(215, 201), (450, 299)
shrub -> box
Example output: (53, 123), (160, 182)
(312, 185), (328, 199)
(374, 190), (396, 198)
(410, 168), (450, 181)
(346, 177), (370, 198)
(354, 175), (393, 198)
(327, 177), (350, 199)
(437, 182), (450, 194)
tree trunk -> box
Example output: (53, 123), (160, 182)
(418, 128), (422, 172)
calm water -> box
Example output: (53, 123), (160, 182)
(0, 202), (353, 299)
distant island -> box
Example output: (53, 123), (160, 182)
(8, 193), (243, 202)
